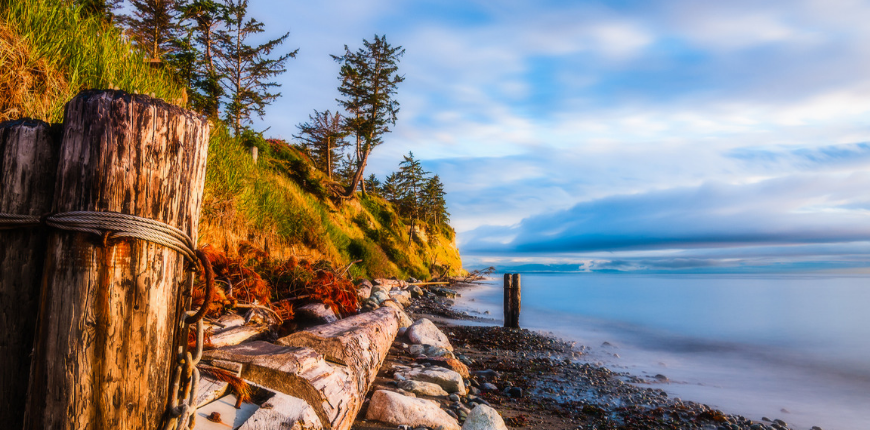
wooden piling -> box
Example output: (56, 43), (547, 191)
(23, 91), (210, 430)
(503, 273), (513, 327)
(0, 119), (61, 430)
(510, 273), (521, 328)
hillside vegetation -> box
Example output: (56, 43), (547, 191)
(0, 0), (462, 280)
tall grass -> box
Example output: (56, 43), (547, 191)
(0, 0), (182, 122)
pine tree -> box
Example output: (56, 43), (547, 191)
(125, 0), (181, 61)
(294, 109), (349, 180)
(397, 152), (429, 237)
(382, 172), (402, 203)
(366, 174), (382, 195)
(217, 0), (296, 135)
(422, 175), (449, 225)
(176, 0), (225, 117)
(333, 35), (404, 197)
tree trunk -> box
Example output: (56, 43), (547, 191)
(343, 148), (370, 198)
(0, 119), (61, 430)
(203, 341), (358, 430)
(277, 306), (400, 397)
(24, 90), (210, 430)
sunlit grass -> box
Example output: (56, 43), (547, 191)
(0, 0), (182, 122)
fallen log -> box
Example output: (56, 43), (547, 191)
(237, 392), (323, 430)
(0, 119), (60, 430)
(203, 341), (357, 430)
(277, 306), (401, 395)
(209, 324), (270, 348)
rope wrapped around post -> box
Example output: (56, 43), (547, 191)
(0, 210), (214, 430)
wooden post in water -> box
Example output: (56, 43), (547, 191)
(503, 273), (513, 327)
(510, 273), (521, 328)
(24, 90), (210, 430)
(0, 119), (61, 430)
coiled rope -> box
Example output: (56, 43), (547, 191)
(0, 210), (214, 430)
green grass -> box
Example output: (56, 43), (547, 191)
(1, 0), (183, 122)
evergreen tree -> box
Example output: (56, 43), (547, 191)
(397, 151), (429, 226)
(125, 0), (181, 61)
(366, 174), (382, 195)
(294, 109), (349, 180)
(381, 172), (402, 203)
(217, 0), (296, 135)
(422, 175), (448, 225)
(333, 35), (404, 197)
(176, 0), (225, 117)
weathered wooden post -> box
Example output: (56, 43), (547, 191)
(510, 273), (521, 328)
(0, 119), (61, 430)
(23, 91), (210, 430)
(503, 273), (512, 328)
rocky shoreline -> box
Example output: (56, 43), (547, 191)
(359, 281), (821, 430)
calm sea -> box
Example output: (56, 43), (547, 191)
(453, 273), (870, 430)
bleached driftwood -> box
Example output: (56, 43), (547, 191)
(202, 341), (356, 430)
(277, 306), (400, 396)
(209, 324), (269, 348)
(237, 392), (323, 430)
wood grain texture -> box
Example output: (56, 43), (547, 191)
(510, 273), (521, 328)
(203, 341), (357, 430)
(0, 119), (61, 430)
(208, 324), (269, 348)
(23, 90), (210, 430)
(277, 306), (400, 398)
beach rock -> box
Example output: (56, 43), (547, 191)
(410, 285), (424, 298)
(362, 298), (380, 311)
(407, 277), (420, 283)
(295, 303), (338, 326)
(357, 283), (372, 300)
(471, 370), (499, 380)
(461, 404), (507, 430)
(481, 383), (497, 391)
(507, 387), (523, 398)
(366, 390), (460, 430)
(410, 344), (454, 359)
(370, 289), (390, 304)
(398, 380), (449, 397)
(397, 367), (466, 395)
(406, 318), (453, 351)
(390, 289), (412, 307)
(416, 357), (467, 378)
(433, 287), (458, 298)
(381, 300), (413, 327)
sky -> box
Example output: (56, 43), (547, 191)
(249, 0), (870, 273)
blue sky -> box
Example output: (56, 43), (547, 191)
(250, 0), (870, 272)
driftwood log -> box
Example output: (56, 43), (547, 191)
(278, 306), (401, 396)
(0, 119), (61, 430)
(203, 341), (357, 430)
(208, 323), (270, 348)
(237, 392), (323, 430)
(23, 91), (210, 430)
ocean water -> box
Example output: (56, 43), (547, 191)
(453, 273), (870, 430)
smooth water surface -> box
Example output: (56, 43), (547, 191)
(454, 273), (870, 430)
